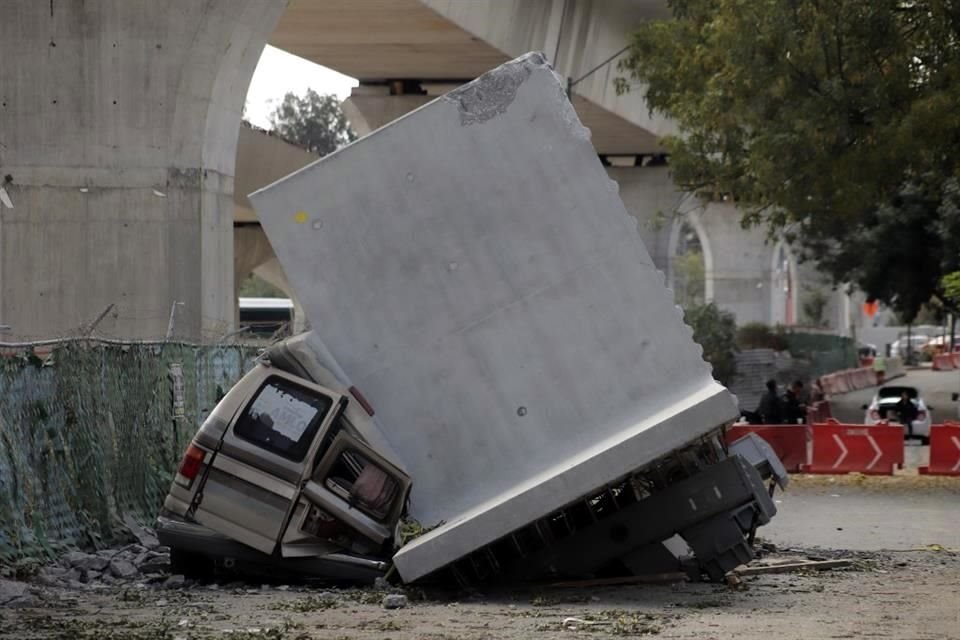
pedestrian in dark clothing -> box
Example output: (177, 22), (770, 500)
(894, 391), (918, 431)
(783, 380), (807, 424)
(756, 379), (783, 424)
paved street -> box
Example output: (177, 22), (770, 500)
(829, 367), (960, 424)
(824, 367), (960, 469)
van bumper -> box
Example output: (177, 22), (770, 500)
(156, 513), (390, 584)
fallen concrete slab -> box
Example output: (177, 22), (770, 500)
(250, 53), (742, 583)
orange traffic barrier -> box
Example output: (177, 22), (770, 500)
(802, 421), (903, 475)
(726, 424), (810, 473)
(806, 401), (833, 424)
(933, 354), (956, 371)
(919, 423), (960, 476)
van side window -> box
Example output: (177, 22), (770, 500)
(324, 450), (400, 521)
(234, 377), (333, 462)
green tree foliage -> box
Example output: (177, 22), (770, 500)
(238, 274), (285, 298)
(801, 286), (830, 328)
(269, 89), (358, 156)
(736, 322), (790, 351)
(942, 271), (960, 305)
(674, 251), (706, 309)
(618, 1), (960, 321)
(684, 303), (738, 385)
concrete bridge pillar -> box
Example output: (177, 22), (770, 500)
(0, 0), (287, 340)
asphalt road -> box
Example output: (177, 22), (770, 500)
(829, 366), (960, 424)
(753, 367), (960, 552)
(825, 367), (960, 469)
(763, 479), (960, 551)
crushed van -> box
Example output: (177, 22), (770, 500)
(157, 53), (786, 584)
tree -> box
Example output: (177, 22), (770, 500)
(801, 286), (830, 328)
(684, 303), (738, 385)
(238, 274), (285, 298)
(674, 251), (705, 309)
(269, 89), (358, 156)
(618, 1), (960, 321)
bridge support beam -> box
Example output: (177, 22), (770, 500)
(0, 0), (286, 340)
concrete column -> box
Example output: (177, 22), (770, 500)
(0, 0), (287, 340)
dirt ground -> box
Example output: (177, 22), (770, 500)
(3, 547), (959, 640)
(3, 476), (959, 640)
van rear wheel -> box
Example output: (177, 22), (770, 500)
(170, 548), (215, 580)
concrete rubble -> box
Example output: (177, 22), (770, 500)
(21, 527), (174, 594)
(249, 52), (786, 584)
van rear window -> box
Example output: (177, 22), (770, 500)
(234, 377), (333, 462)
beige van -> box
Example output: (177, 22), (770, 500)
(157, 335), (412, 583)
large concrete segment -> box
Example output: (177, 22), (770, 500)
(251, 54), (738, 581)
(0, 0), (286, 340)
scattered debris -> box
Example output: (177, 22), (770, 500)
(108, 558), (139, 580)
(0, 579), (35, 607)
(731, 559), (853, 577)
(162, 574), (186, 590)
(548, 572), (689, 588)
(381, 594), (408, 610)
(123, 514), (161, 550)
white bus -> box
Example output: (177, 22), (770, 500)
(238, 297), (294, 339)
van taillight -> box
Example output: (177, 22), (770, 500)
(349, 385), (375, 417)
(176, 444), (206, 487)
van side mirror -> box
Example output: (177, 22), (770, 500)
(952, 392), (959, 402)
(861, 404), (869, 410)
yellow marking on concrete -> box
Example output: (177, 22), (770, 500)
(294, 211), (309, 224)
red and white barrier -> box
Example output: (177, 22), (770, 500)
(801, 421), (904, 475)
(726, 424), (810, 473)
(933, 354), (955, 371)
(919, 423), (960, 476)
(807, 400), (833, 424)
(952, 353), (960, 369)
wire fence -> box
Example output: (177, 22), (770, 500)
(0, 339), (262, 569)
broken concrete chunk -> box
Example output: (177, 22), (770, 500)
(108, 559), (139, 579)
(0, 579), (28, 606)
(381, 594), (408, 610)
(123, 515), (161, 550)
(64, 551), (108, 572)
(250, 52), (739, 584)
(163, 574), (186, 590)
(80, 570), (102, 584)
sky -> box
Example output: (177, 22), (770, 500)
(244, 46), (358, 129)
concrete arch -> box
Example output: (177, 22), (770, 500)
(666, 211), (715, 304)
(769, 240), (799, 326)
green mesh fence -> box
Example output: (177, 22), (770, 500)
(783, 331), (858, 378)
(0, 340), (261, 568)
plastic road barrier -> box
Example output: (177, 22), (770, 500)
(933, 354), (955, 371)
(726, 425), (809, 473)
(802, 421), (904, 475)
(919, 424), (960, 476)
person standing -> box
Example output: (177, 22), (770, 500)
(756, 379), (783, 424)
(873, 354), (887, 385)
(782, 380), (808, 424)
